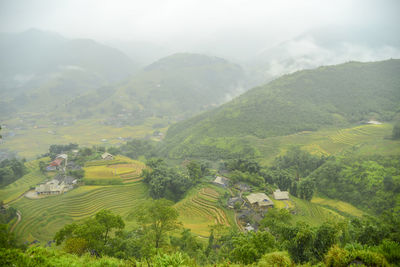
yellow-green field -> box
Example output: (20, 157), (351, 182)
(83, 156), (146, 184)
(311, 197), (365, 217)
(0, 159), (48, 204)
(289, 196), (344, 226)
(1, 117), (168, 159)
(175, 186), (234, 237)
(11, 182), (149, 242)
(254, 123), (399, 165)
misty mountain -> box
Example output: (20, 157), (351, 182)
(248, 25), (400, 85)
(0, 29), (137, 116)
(162, 59), (400, 159)
(60, 53), (247, 123)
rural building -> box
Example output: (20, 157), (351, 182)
(367, 120), (382, 125)
(35, 180), (65, 195)
(235, 183), (251, 192)
(101, 152), (114, 160)
(244, 223), (255, 232)
(56, 154), (68, 160)
(213, 176), (229, 187)
(246, 193), (274, 208)
(273, 189), (289, 200)
(227, 197), (243, 209)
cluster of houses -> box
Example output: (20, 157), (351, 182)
(35, 174), (77, 195)
(35, 152), (115, 196)
(212, 175), (290, 231)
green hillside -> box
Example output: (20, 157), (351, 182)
(162, 59), (400, 159)
(63, 53), (246, 122)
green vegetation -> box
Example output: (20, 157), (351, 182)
(162, 59), (400, 159)
(174, 186), (233, 237)
(83, 156), (146, 185)
(0, 159), (48, 203)
(12, 182), (148, 242)
(0, 158), (27, 187)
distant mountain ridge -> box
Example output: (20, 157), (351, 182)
(61, 53), (246, 124)
(162, 59), (400, 159)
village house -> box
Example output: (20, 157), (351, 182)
(246, 193), (274, 208)
(227, 197), (244, 209)
(101, 152), (114, 160)
(212, 176), (229, 187)
(273, 189), (289, 200)
(35, 180), (65, 195)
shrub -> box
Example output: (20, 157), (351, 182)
(258, 251), (292, 267)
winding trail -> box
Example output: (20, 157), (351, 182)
(10, 210), (21, 232)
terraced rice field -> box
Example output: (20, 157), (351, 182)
(11, 182), (149, 242)
(175, 186), (231, 237)
(329, 124), (386, 146)
(0, 159), (48, 204)
(290, 196), (343, 226)
(311, 197), (364, 217)
(83, 156), (146, 184)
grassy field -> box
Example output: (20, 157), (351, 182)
(83, 156), (146, 184)
(0, 159), (48, 204)
(253, 123), (398, 165)
(11, 182), (149, 243)
(288, 196), (344, 226)
(311, 197), (365, 217)
(175, 185), (234, 237)
(1, 117), (168, 159)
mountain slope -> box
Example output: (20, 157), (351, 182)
(162, 59), (400, 159)
(0, 29), (137, 118)
(62, 53), (246, 123)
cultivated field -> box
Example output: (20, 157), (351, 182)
(253, 123), (398, 165)
(12, 182), (149, 242)
(1, 117), (168, 159)
(83, 156), (147, 184)
(289, 196), (343, 226)
(0, 159), (48, 204)
(175, 186), (233, 237)
(311, 197), (365, 217)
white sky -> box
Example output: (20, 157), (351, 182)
(0, 0), (399, 59)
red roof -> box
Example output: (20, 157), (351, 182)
(49, 158), (63, 166)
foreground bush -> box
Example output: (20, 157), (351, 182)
(257, 251), (292, 267)
(325, 245), (389, 267)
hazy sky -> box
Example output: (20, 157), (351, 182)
(1, 0), (399, 60)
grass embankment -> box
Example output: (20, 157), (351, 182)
(0, 159), (48, 204)
(83, 156), (146, 185)
(175, 185), (234, 237)
(11, 182), (149, 243)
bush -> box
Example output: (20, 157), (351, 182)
(324, 245), (389, 267)
(258, 251), (292, 267)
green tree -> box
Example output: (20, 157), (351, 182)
(54, 209), (125, 254)
(95, 209), (125, 245)
(393, 122), (400, 139)
(38, 161), (47, 173)
(136, 199), (181, 249)
(313, 222), (340, 260)
(0, 224), (18, 249)
(287, 223), (315, 263)
(187, 161), (202, 183)
(299, 178), (315, 201)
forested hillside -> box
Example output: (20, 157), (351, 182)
(162, 59), (400, 159)
(63, 53), (246, 123)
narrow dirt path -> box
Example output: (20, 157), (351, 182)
(10, 210), (21, 232)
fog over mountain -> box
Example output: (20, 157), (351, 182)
(1, 0), (399, 68)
